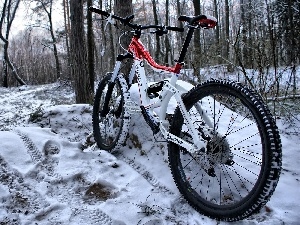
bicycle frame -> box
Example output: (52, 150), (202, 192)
(90, 8), (282, 220)
(109, 33), (213, 154)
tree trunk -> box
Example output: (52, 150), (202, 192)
(42, 0), (61, 79)
(108, 20), (115, 71)
(151, 0), (161, 62)
(114, 0), (133, 76)
(192, 0), (201, 81)
(240, 0), (248, 67)
(224, 0), (230, 60)
(248, 0), (253, 68)
(265, 0), (278, 94)
(213, 0), (220, 64)
(87, 0), (95, 91)
(69, 0), (93, 103)
(287, 0), (296, 65)
(176, 0), (184, 49)
(63, 0), (71, 78)
(2, 58), (8, 87)
(3, 42), (26, 86)
(164, 0), (171, 65)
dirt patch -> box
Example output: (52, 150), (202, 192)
(84, 183), (118, 202)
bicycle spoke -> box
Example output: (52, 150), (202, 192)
(226, 122), (255, 136)
(230, 132), (260, 148)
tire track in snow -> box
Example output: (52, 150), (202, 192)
(14, 130), (63, 181)
(0, 155), (50, 217)
(11, 131), (118, 224)
(110, 112), (205, 224)
(14, 129), (43, 164)
(45, 172), (119, 224)
(115, 153), (203, 225)
(0, 153), (118, 225)
(70, 208), (126, 225)
(118, 153), (174, 196)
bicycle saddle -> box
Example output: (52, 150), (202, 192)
(178, 15), (217, 28)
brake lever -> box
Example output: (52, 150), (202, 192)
(104, 13), (115, 31)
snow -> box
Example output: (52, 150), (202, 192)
(0, 81), (299, 225)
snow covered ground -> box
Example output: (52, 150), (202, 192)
(0, 81), (299, 225)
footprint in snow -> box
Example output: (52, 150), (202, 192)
(43, 140), (61, 156)
(41, 140), (62, 182)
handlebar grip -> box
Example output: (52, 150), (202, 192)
(123, 14), (135, 25)
(166, 26), (184, 32)
(89, 7), (109, 17)
(126, 15), (134, 22)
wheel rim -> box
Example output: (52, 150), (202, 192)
(98, 81), (123, 148)
(176, 90), (265, 209)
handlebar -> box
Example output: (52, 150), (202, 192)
(89, 7), (109, 17)
(89, 7), (184, 34)
(89, 7), (135, 26)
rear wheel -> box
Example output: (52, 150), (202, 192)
(93, 73), (130, 151)
(168, 80), (282, 221)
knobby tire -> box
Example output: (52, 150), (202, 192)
(168, 79), (282, 221)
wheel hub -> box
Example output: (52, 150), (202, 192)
(206, 133), (233, 165)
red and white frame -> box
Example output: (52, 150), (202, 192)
(110, 34), (213, 154)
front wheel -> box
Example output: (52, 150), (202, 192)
(168, 80), (282, 221)
(93, 73), (130, 151)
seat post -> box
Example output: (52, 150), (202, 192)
(177, 27), (195, 63)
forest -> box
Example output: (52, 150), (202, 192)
(1, 0), (300, 117)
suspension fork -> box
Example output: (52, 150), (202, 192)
(100, 61), (122, 117)
(100, 53), (134, 117)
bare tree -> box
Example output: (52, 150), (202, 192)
(9, 29), (59, 84)
(0, 0), (26, 87)
(31, 0), (61, 79)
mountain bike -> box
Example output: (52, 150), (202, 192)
(90, 7), (282, 221)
